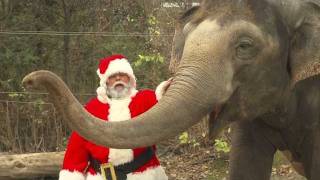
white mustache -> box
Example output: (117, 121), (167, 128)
(111, 81), (128, 89)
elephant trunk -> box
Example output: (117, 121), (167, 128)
(22, 64), (220, 149)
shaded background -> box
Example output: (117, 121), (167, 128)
(0, 1), (306, 179)
(0, 0), (198, 153)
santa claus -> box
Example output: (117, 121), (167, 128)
(59, 54), (169, 180)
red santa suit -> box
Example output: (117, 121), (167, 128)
(59, 54), (168, 180)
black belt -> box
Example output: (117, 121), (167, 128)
(90, 147), (154, 180)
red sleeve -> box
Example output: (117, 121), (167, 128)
(141, 89), (158, 110)
(60, 98), (108, 178)
(84, 98), (109, 120)
(62, 132), (89, 173)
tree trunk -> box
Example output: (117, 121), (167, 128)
(61, 0), (71, 87)
(0, 152), (64, 179)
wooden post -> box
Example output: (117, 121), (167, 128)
(6, 101), (17, 152)
(0, 151), (64, 179)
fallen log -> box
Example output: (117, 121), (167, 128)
(0, 151), (64, 180)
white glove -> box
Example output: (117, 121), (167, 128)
(155, 78), (173, 100)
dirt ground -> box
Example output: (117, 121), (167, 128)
(157, 139), (306, 180)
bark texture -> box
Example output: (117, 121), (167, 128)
(0, 152), (64, 179)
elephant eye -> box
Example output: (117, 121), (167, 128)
(235, 38), (258, 60)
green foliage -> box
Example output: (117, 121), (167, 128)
(0, 0), (178, 154)
(133, 53), (164, 67)
(0, 0), (172, 93)
(214, 139), (230, 153)
(0, 79), (13, 90)
(33, 98), (46, 112)
(147, 15), (160, 35)
(62, 137), (68, 148)
(179, 132), (189, 144)
(133, 53), (169, 89)
(179, 132), (200, 147)
(8, 92), (23, 98)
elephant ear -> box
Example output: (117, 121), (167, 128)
(169, 6), (200, 73)
(288, 0), (320, 85)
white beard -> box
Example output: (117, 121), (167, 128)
(107, 81), (131, 99)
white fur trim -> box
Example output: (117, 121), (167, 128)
(155, 80), (169, 100)
(85, 166), (168, 180)
(96, 86), (110, 104)
(104, 58), (135, 82)
(109, 148), (134, 166)
(107, 92), (137, 165)
(86, 173), (104, 180)
(59, 170), (85, 180)
(127, 166), (168, 180)
(108, 95), (132, 122)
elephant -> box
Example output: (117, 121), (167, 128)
(22, 0), (320, 179)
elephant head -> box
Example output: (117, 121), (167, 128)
(170, 0), (320, 137)
(22, 0), (320, 149)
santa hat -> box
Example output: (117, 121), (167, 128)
(96, 54), (137, 103)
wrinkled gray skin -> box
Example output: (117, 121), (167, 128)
(22, 0), (320, 179)
(170, 0), (320, 179)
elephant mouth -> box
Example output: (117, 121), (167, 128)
(211, 105), (222, 120)
(208, 104), (228, 139)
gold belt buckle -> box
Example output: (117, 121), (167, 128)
(101, 162), (117, 180)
